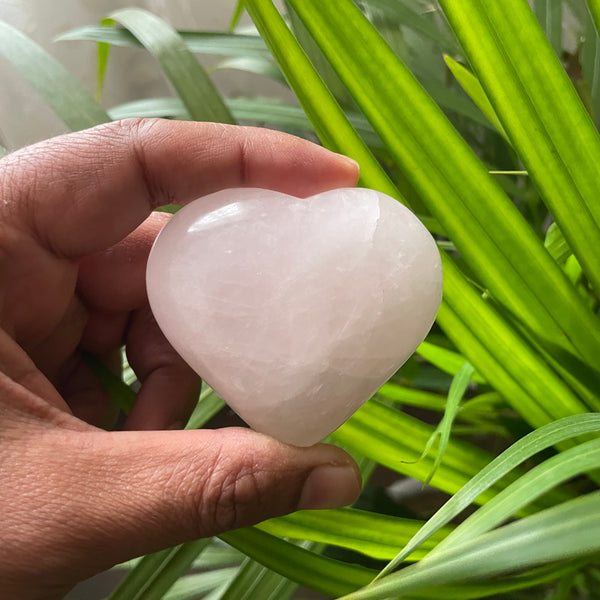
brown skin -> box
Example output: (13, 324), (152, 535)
(0, 119), (362, 599)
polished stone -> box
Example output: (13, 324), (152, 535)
(147, 187), (442, 446)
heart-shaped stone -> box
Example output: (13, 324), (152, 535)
(147, 187), (442, 446)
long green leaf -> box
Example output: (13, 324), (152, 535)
(108, 96), (383, 147)
(0, 19), (109, 130)
(109, 8), (234, 123)
(378, 413), (600, 578)
(108, 539), (210, 600)
(534, 0), (563, 56)
(163, 567), (239, 600)
(342, 492), (600, 599)
(258, 508), (451, 561)
(438, 256), (592, 425)
(417, 341), (486, 384)
(433, 437), (600, 554)
(243, 0), (400, 199)
(223, 527), (580, 599)
(443, 55), (509, 142)
(333, 399), (524, 501)
(243, 2), (593, 442)
(422, 362), (474, 485)
(58, 27), (270, 58)
(219, 557), (299, 600)
(284, 0), (600, 381)
(440, 0), (600, 301)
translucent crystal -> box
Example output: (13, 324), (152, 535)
(147, 188), (442, 446)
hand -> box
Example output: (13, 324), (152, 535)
(0, 119), (361, 599)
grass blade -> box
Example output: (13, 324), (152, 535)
(342, 492), (600, 599)
(440, 0), (600, 301)
(432, 437), (600, 553)
(417, 341), (486, 384)
(108, 539), (211, 600)
(422, 362), (475, 485)
(0, 19), (109, 130)
(244, 0), (401, 199)
(285, 0), (600, 379)
(377, 413), (600, 578)
(109, 8), (234, 123)
(257, 508), (451, 561)
(534, 0), (563, 57)
(443, 55), (509, 142)
(58, 27), (270, 58)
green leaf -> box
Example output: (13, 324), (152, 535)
(244, 0), (401, 199)
(108, 539), (211, 600)
(229, 0), (246, 31)
(81, 352), (136, 415)
(363, 0), (458, 51)
(109, 8), (234, 123)
(0, 19), (109, 130)
(0, 145), (7, 158)
(220, 527), (374, 598)
(421, 362), (475, 485)
(342, 492), (600, 599)
(222, 527), (580, 599)
(284, 0), (600, 383)
(376, 383), (448, 412)
(443, 55), (509, 142)
(440, 0), (600, 302)
(433, 437), (600, 554)
(219, 557), (299, 600)
(534, 0), (563, 57)
(544, 222), (572, 265)
(377, 413), (600, 578)
(215, 55), (286, 85)
(185, 387), (225, 430)
(58, 27), (270, 58)
(332, 398), (516, 500)
(95, 17), (114, 102)
(108, 97), (383, 147)
(163, 567), (239, 600)
(257, 508), (451, 561)
(417, 341), (486, 384)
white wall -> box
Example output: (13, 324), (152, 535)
(0, 0), (287, 149)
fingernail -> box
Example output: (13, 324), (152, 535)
(298, 464), (362, 510)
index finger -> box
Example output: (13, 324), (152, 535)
(0, 118), (359, 258)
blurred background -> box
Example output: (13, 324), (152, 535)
(0, 0), (289, 149)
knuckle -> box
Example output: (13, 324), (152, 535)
(198, 454), (265, 534)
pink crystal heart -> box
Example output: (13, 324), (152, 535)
(147, 187), (442, 446)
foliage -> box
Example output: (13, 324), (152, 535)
(2, 0), (600, 598)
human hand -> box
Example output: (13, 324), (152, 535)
(0, 119), (361, 599)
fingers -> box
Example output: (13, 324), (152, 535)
(1, 424), (360, 594)
(0, 119), (359, 259)
(124, 305), (201, 430)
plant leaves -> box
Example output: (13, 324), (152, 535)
(443, 55), (509, 142)
(377, 413), (600, 578)
(0, 19), (109, 130)
(342, 492), (600, 599)
(440, 0), (600, 303)
(58, 27), (271, 58)
(108, 539), (211, 600)
(257, 508), (451, 561)
(109, 8), (234, 123)
(284, 0), (600, 387)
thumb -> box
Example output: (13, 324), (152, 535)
(9, 426), (360, 592)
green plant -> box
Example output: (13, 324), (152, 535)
(2, 0), (600, 598)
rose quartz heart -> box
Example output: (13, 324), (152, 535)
(147, 187), (442, 446)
